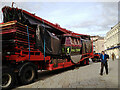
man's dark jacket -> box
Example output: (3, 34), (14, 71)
(100, 54), (109, 64)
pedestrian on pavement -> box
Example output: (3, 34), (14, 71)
(112, 53), (115, 61)
(100, 51), (109, 75)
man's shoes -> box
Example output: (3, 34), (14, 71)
(106, 73), (108, 75)
(100, 73), (103, 76)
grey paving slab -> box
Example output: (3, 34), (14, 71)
(15, 59), (118, 89)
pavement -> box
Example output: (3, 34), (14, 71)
(15, 59), (119, 89)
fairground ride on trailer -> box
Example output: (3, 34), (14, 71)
(1, 6), (94, 89)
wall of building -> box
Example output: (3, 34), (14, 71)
(104, 22), (120, 59)
(106, 48), (119, 59)
(91, 36), (104, 53)
(95, 39), (104, 53)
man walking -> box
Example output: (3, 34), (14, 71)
(112, 53), (115, 61)
(100, 51), (109, 75)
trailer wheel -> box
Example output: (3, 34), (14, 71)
(92, 58), (95, 62)
(80, 60), (86, 66)
(84, 60), (86, 65)
(19, 65), (36, 84)
(86, 58), (89, 65)
(1, 67), (15, 89)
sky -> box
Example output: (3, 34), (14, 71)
(0, 1), (118, 36)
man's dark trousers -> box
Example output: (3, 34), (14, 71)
(100, 61), (108, 75)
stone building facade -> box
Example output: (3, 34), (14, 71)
(104, 22), (120, 59)
(91, 36), (104, 53)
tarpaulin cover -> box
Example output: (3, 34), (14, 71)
(3, 7), (38, 25)
(85, 40), (92, 53)
(82, 39), (92, 54)
(2, 6), (92, 56)
(82, 40), (86, 54)
(36, 25), (61, 55)
(2, 6), (65, 35)
(2, 6), (62, 55)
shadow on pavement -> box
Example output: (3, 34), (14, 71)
(13, 61), (94, 89)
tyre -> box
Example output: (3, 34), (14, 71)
(19, 65), (36, 84)
(84, 60), (86, 65)
(86, 58), (89, 65)
(1, 67), (16, 89)
(94, 58), (97, 62)
(81, 60), (86, 66)
(92, 58), (95, 62)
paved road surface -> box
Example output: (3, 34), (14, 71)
(15, 59), (119, 89)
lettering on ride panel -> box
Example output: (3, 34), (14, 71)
(71, 46), (76, 53)
(65, 47), (71, 55)
(76, 49), (81, 52)
(71, 46), (81, 55)
(71, 48), (75, 52)
(67, 47), (70, 54)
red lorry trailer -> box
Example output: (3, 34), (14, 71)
(1, 6), (94, 89)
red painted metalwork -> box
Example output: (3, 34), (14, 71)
(72, 32), (90, 37)
(1, 21), (94, 71)
(1, 6), (94, 71)
(2, 6), (71, 34)
(1, 6), (97, 90)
